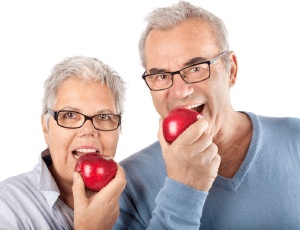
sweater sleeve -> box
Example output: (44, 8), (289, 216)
(114, 177), (208, 229)
(149, 178), (207, 229)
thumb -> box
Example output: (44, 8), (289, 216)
(72, 172), (87, 207)
(157, 117), (169, 154)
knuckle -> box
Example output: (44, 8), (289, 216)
(212, 143), (219, 152)
(202, 133), (213, 144)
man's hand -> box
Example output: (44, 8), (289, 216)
(158, 117), (220, 192)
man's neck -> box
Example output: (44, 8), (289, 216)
(213, 112), (253, 178)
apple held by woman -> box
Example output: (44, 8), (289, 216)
(75, 153), (117, 192)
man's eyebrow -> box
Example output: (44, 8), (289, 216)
(147, 57), (207, 74)
(148, 68), (167, 74)
(183, 57), (207, 66)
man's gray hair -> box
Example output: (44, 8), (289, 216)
(138, 0), (231, 69)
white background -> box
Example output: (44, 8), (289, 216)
(0, 0), (299, 181)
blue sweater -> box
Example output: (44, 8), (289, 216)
(114, 112), (300, 229)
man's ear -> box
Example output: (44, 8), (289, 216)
(41, 115), (49, 145)
(228, 51), (238, 87)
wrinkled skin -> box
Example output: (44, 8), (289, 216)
(144, 18), (252, 189)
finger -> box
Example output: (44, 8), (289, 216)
(185, 132), (213, 155)
(105, 164), (126, 196)
(93, 164), (126, 200)
(175, 116), (208, 145)
(72, 172), (87, 207)
(203, 143), (219, 163)
(212, 151), (221, 165)
(157, 117), (169, 154)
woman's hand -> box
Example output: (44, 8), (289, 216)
(72, 164), (126, 230)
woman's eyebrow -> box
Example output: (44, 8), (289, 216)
(96, 109), (115, 114)
(59, 106), (79, 111)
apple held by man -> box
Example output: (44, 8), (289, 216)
(163, 108), (201, 143)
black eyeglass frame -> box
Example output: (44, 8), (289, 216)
(142, 51), (226, 91)
(46, 108), (122, 131)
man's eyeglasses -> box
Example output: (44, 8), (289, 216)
(142, 51), (225, 91)
(47, 109), (121, 131)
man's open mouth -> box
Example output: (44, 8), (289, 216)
(188, 104), (204, 114)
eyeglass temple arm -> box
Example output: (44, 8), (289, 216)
(210, 51), (226, 64)
(46, 108), (57, 120)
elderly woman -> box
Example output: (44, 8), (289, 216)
(0, 56), (127, 229)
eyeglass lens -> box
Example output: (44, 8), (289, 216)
(57, 111), (120, 130)
(145, 62), (210, 90)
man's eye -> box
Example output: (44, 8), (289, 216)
(146, 73), (171, 83)
(158, 74), (169, 80)
(189, 66), (202, 73)
(153, 74), (170, 81)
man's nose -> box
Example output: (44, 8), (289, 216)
(168, 73), (194, 99)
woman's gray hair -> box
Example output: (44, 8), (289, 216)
(138, 0), (231, 69)
(42, 56), (127, 125)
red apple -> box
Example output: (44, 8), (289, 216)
(75, 153), (117, 192)
(163, 108), (201, 143)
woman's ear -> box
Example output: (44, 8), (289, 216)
(41, 115), (49, 145)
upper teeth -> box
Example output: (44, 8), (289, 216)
(186, 104), (202, 109)
(75, 148), (98, 153)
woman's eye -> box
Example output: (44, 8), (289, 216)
(65, 112), (76, 118)
(98, 114), (109, 120)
